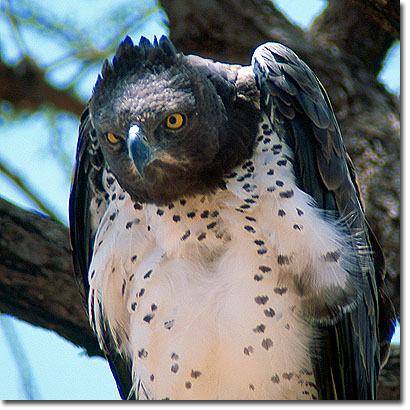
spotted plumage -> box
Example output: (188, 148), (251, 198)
(69, 36), (395, 400)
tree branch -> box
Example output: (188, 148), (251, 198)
(0, 197), (102, 358)
(0, 58), (85, 116)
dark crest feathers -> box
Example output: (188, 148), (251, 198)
(98, 35), (179, 84)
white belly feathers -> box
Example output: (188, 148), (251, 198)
(88, 114), (355, 400)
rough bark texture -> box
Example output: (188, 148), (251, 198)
(0, 0), (399, 400)
(0, 197), (102, 358)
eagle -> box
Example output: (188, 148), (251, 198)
(69, 36), (395, 400)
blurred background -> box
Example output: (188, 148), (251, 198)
(0, 0), (399, 400)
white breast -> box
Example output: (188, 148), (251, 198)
(89, 114), (354, 400)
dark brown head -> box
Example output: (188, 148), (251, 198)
(90, 36), (259, 204)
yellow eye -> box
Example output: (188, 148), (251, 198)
(166, 113), (185, 129)
(106, 132), (120, 144)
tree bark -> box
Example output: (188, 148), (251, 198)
(0, 197), (102, 358)
(0, 0), (399, 400)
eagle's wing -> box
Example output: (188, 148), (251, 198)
(252, 42), (395, 399)
(69, 108), (135, 399)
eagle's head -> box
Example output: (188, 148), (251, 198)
(90, 36), (259, 205)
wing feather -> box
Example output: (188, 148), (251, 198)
(252, 42), (395, 399)
(69, 108), (134, 399)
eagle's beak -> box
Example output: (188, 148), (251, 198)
(128, 124), (152, 177)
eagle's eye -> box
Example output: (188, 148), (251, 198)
(165, 113), (185, 129)
(106, 132), (120, 145)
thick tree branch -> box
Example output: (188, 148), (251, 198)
(0, 197), (102, 358)
(310, 0), (399, 75)
(0, 58), (85, 116)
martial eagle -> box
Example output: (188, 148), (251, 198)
(69, 36), (395, 400)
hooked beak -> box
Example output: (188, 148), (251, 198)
(128, 124), (151, 177)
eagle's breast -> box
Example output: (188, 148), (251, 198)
(88, 114), (354, 400)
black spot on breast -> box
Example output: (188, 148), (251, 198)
(171, 363), (179, 373)
(271, 374), (280, 384)
(187, 211), (196, 218)
(282, 372), (294, 381)
(254, 295), (269, 305)
(180, 199), (186, 206)
(143, 270), (152, 279)
(277, 159), (287, 167)
(143, 314), (154, 323)
(276, 180), (284, 187)
(322, 251), (341, 262)
(131, 302), (137, 311)
(157, 208), (164, 216)
(267, 186), (276, 192)
(226, 172), (238, 179)
(254, 274), (263, 281)
(264, 308), (275, 317)
(118, 193), (125, 200)
(244, 225), (256, 233)
(277, 255), (291, 265)
(254, 239), (265, 245)
(279, 190), (294, 199)
(109, 212), (117, 221)
(185, 381), (192, 389)
(207, 222), (217, 229)
(200, 210), (209, 218)
(106, 176), (115, 186)
(249, 384), (255, 391)
(278, 209), (286, 217)
(263, 129), (273, 136)
(244, 198), (256, 204)
(262, 124), (269, 130)
(138, 348), (148, 359)
(296, 208), (304, 216)
(246, 216), (256, 222)
(164, 320), (175, 330)
(181, 230), (191, 240)
(191, 370), (201, 379)
(173, 214), (181, 222)
(150, 374), (155, 382)
(131, 255), (137, 263)
(257, 248), (267, 255)
(171, 352), (179, 360)
(211, 210), (219, 217)
(274, 287), (288, 295)
(111, 193), (116, 201)
(293, 224), (302, 231)
(133, 202), (143, 210)
(151, 304), (157, 311)
(138, 288), (145, 297)
(259, 265), (271, 273)
(253, 323), (266, 333)
(243, 345), (254, 356)
(267, 169), (274, 175)
(262, 338), (273, 350)
(121, 280), (126, 296)
(197, 232), (206, 241)
(90, 270), (95, 279)
(240, 204), (250, 209)
(168, 203), (175, 209)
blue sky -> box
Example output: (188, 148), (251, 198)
(0, 0), (400, 401)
